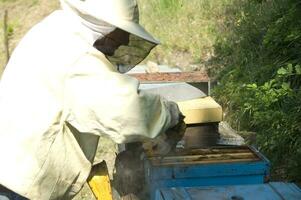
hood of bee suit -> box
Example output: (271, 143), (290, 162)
(60, 0), (160, 73)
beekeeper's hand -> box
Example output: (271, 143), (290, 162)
(166, 101), (182, 128)
(142, 108), (186, 156)
(165, 113), (186, 149)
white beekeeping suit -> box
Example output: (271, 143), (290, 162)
(0, 0), (180, 199)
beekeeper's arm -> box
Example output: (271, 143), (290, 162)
(64, 52), (180, 143)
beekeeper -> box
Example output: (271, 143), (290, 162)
(0, 0), (183, 199)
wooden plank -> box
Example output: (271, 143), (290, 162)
(150, 152), (257, 164)
(151, 158), (260, 166)
(147, 146), (253, 158)
(155, 152), (256, 160)
(186, 148), (251, 155)
(148, 146), (262, 166)
(88, 161), (113, 200)
(129, 71), (210, 83)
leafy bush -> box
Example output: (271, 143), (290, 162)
(212, 0), (301, 180)
(242, 65), (301, 179)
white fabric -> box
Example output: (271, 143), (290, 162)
(60, 0), (116, 44)
(61, 0), (158, 74)
(60, 0), (160, 44)
(0, 10), (177, 200)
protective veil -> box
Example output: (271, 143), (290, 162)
(61, 0), (159, 73)
(101, 34), (157, 73)
(0, 0), (179, 199)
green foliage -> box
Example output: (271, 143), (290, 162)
(138, 0), (233, 68)
(151, 0), (183, 12)
(6, 23), (14, 38)
(242, 64), (301, 179)
(0, 0), (16, 2)
(212, 0), (301, 180)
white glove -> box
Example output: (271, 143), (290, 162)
(165, 101), (181, 128)
(142, 110), (186, 156)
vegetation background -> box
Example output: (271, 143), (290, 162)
(1, 0), (300, 198)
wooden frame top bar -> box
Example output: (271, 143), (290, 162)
(128, 71), (210, 83)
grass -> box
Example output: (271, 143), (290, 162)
(138, 0), (234, 71)
(0, 0), (59, 76)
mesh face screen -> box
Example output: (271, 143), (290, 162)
(94, 32), (157, 73)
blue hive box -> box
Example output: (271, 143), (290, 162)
(155, 182), (301, 200)
(144, 146), (270, 200)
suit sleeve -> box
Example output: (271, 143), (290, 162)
(64, 53), (176, 143)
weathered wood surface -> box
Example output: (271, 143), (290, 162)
(149, 146), (260, 166)
(129, 71), (210, 83)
